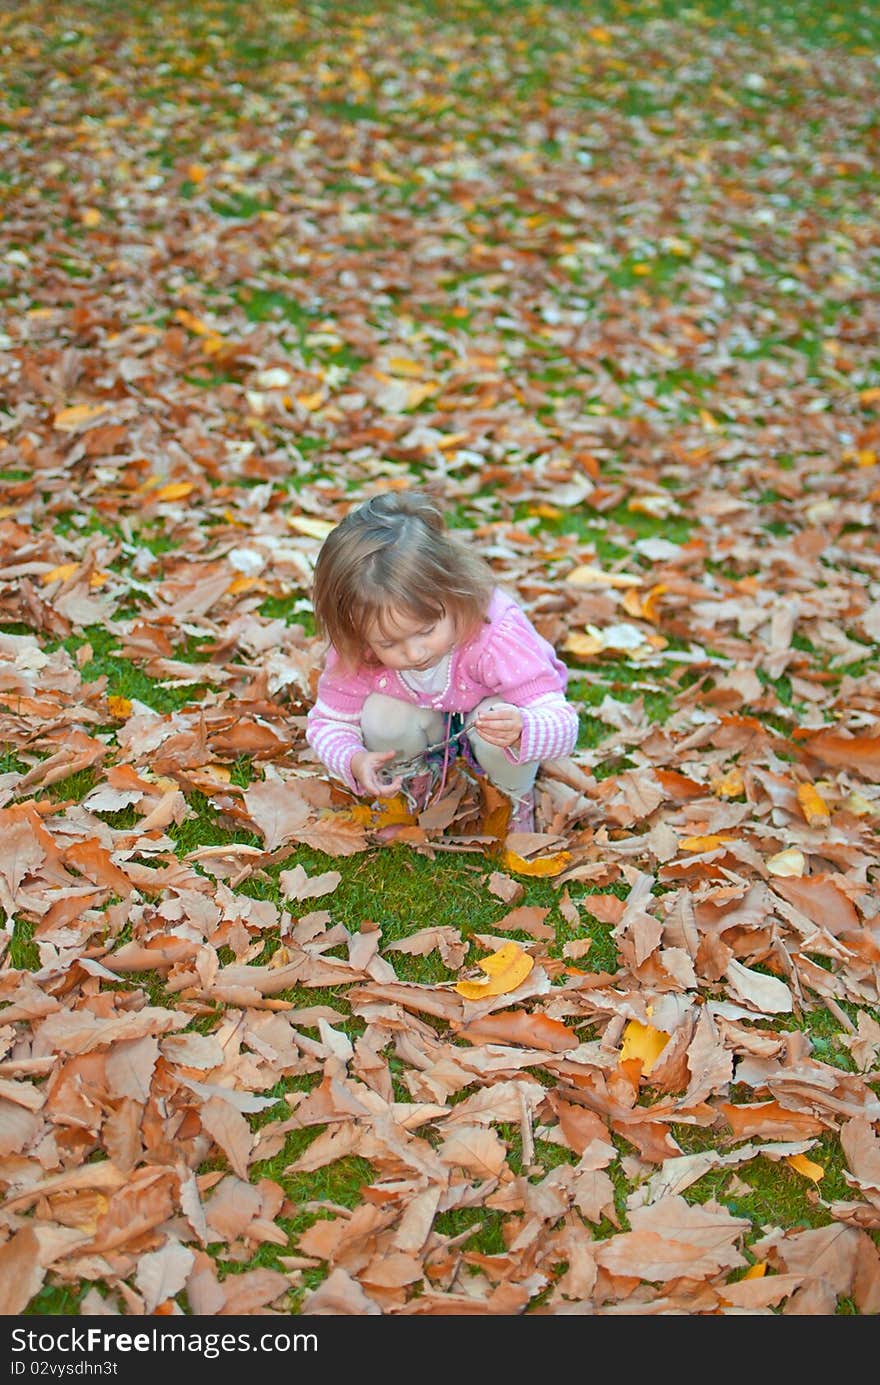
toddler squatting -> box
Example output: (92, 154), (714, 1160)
(305, 490), (579, 834)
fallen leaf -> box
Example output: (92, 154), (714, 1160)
(52, 403), (110, 431)
(501, 849), (571, 877)
(620, 1019), (670, 1076)
(454, 941), (534, 999)
(766, 847), (806, 877)
(786, 1153), (825, 1183)
(797, 782), (830, 826)
(457, 1009), (579, 1051)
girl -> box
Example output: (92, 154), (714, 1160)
(305, 490), (579, 833)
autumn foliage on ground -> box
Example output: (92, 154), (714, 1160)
(1, 0), (879, 1316)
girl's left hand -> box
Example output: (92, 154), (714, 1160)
(473, 702), (523, 749)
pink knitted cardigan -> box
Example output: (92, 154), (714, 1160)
(306, 588), (579, 792)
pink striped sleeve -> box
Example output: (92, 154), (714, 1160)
(514, 693), (579, 764)
(305, 650), (369, 791)
(306, 701), (362, 790)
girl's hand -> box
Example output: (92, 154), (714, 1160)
(351, 748), (404, 798)
(473, 702), (523, 750)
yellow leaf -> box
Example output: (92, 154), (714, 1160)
(371, 160), (404, 184)
(226, 576), (266, 595)
(679, 834), (731, 853)
(640, 583), (668, 623)
(620, 1019), (670, 1076)
(855, 448), (877, 468)
(502, 849), (571, 877)
(845, 792), (880, 817)
(786, 1153), (824, 1183)
(296, 389), (325, 411)
(106, 695), (132, 718)
(80, 207), (102, 227)
(145, 777), (174, 795)
(42, 563), (79, 585)
(288, 515), (336, 540)
(187, 163), (208, 183)
(454, 941), (534, 999)
(712, 767), (745, 799)
(53, 403), (110, 432)
(742, 1262), (767, 1280)
(588, 26), (612, 41)
(194, 764), (231, 784)
(797, 782), (830, 826)
(405, 380), (440, 409)
(561, 632), (605, 659)
(386, 356), (426, 378)
(174, 308), (212, 336)
(766, 847), (805, 878)
(372, 793), (415, 828)
(436, 431), (471, 450)
(88, 571), (109, 588)
(859, 387), (880, 405)
(628, 493), (679, 518)
(155, 481), (195, 502)
(565, 564), (641, 588)
(622, 588), (645, 618)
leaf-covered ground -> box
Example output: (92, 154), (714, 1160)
(1, 0), (879, 1317)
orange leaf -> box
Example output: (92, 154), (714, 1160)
(174, 308), (212, 336)
(226, 576), (266, 595)
(796, 781), (830, 826)
(457, 1008), (579, 1051)
(640, 583), (668, 623)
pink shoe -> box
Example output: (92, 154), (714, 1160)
(508, 788), (535, 834)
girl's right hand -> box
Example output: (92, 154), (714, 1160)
(350, 748), (404, 798)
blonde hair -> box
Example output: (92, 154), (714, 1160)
(312, 490), (494, 670)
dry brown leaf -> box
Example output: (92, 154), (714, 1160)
(456, 1009), (579, 1052)
(0, 1226), (46, 1313)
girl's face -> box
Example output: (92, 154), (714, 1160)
(364, 607), (458, 672)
